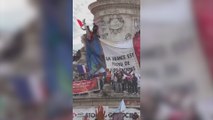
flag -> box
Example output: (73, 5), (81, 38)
(114, 99), (126, 113)
(95, 67), (106, 74)
(43, 0), (72, 101)
(28, 75), (46, 104)
(86, 34), (105, 75)
(77, 19), (83, 27)
(12, 75), (47, 105)
(42, 0), (72, 118)
(112, 99), (126, 120)
(133, 31), (140, 66)
(77, 65), (87, 74)
(193, 0), (213, 78)
(12, 76), (33, 104)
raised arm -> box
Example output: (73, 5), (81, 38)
(85, 26), (92, 40)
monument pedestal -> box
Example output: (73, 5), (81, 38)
(89, 0), (140, 42)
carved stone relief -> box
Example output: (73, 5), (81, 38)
(104, 9), (119, 15)
(125, 33), (132, 40)
(134, 18), (140, 32)
(101, 33), (109, 39)
(97, 18), (107, 33)
(96, 18), (109, 39)
(108, 15), (124, 34)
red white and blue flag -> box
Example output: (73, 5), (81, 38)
(77, 65), (87, 74)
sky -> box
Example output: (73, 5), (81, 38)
(73, 0), (96, 50)
(72, 0), (192, 50)
(0, 0), (192, 50)
(0, 0), (37, 33)
(141, 0), (192, 23)
(0, 0), (95, 51)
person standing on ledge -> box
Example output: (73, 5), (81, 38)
(84, 23), (106, 76)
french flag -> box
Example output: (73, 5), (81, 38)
(12, 75), (46, 105)
(77, 19), (84, 27)
(77, 65), (87, 74)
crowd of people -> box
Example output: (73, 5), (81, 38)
(109, 69), (139, 94)
(73, 67), (139, 95)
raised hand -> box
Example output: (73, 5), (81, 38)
(95, 105), (106, 120)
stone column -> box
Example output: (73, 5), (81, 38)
(89, 0), (140, 42)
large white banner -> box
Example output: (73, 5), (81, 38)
(100, 39), (140, 76)
(73, 107), (140, 120)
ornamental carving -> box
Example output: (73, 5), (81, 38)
(125, 33), (132, 40)
(134, 18), (140, 32)
(101, 33), (109, 39)
(97, 18), (107, 34)
(108, 15), (124, 34)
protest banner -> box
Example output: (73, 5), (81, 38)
(100, 39), (140, 73)
(100, 39), (141, 86)
(73, 78), (100, 94)
(73, 107), (140, 120)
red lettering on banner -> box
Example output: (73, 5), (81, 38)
(73, 78), (100, 94)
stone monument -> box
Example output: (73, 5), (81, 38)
(73, 0), (140, 109)
(89, 0), (140, 42)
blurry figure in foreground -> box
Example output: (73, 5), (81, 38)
(0, 0), (45, 119)
(132, 112), (139, 120)
(0, 17), (45, 120)
(83, 114), (89, 120)
(43, 0), (72, 119)
(141, 0), (213, 119)
(0, 0), (72, 120)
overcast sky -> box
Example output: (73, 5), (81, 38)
(73, 0), (96, 50)
(0, 0), (37, 33)
(0, 0), (95, 51)
(0, 0), (192, 50)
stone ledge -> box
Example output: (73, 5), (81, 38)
(73, 97), (140, 108)
(89, 0), (140, 15)
(73, 92), (140, 99)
